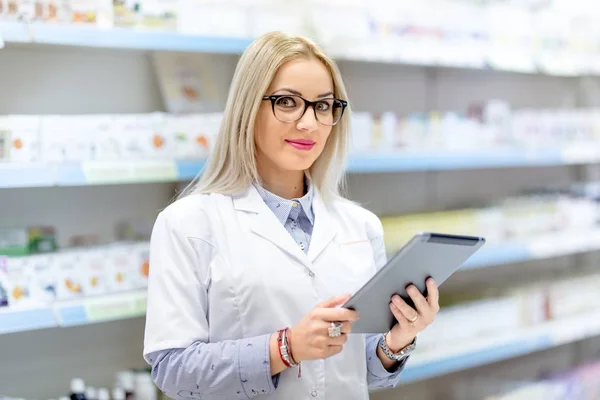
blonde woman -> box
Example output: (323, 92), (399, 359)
(143, 31), (440, 400)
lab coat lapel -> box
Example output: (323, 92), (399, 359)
(233, 185), (308, 266)
(308, 189), (338, 263)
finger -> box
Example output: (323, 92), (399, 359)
(326, 345), (344, 357)
(391, 295), (418, 322)
(341, 321), (352, 334)
(316, 307), (359, 323)
(426, 278), (440, 310)
(326, 321), (352, 335)
(390, 302), (408, 329)
(317, 294), (351, 308)
(327, 333), (348, 346)
(406, 285), (430, 315)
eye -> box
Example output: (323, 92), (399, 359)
(275, 96), (298, 109)
(315, 101), (331, 112)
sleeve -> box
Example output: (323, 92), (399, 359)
(365, 218), (409, 390)
(143, 209), (278, 399)
(365, 334), (408, 390)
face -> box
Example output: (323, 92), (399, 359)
(254, 57), (336, 176)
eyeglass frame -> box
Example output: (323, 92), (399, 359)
(261, 94), (348, 126)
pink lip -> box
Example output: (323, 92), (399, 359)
(285, 139), (315, 151)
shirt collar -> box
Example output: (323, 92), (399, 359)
(253, 178), (315, 226)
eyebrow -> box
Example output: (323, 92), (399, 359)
(273, 88), (334, 98)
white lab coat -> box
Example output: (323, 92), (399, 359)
(144, 184), (388, 399)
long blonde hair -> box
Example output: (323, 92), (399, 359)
(179, 31), (351, 204)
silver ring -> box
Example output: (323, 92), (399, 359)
(328, 321), (343, 337)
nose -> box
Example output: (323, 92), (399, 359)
(296, 108), (319, 133)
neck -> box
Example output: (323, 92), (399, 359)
(258, 164), (306, 200)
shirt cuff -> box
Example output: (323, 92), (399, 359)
(238, 334), (278, 398)
(366, 334), (409, 379)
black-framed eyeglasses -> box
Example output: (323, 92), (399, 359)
(262, 94), (348, 126)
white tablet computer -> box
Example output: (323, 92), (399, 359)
(343, 232), (485, 334)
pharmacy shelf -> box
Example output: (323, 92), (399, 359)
(462, 228), (600, 270)
(3, 147), (600, 188)
(400, 308), (600, 383)
(0, 22), (252, 53)
(346, 148), (580, 173)
(0, 160), (185, 188)
(0, 290), (146, 335)
(0, 22), (594, 77)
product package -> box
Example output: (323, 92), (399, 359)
(133, 242), (150, 289)
(0, 228), (29, 257)
(105, 244), (137, 292)
(71, 0), (112, 25)
(0, 257), (8, 307)
(0, 120), (8, 161)
(46, 0), (73, 23)
(1, 115), (42, 163)
(4, 256), (55, 308)
(27, 226), (58, 254)
(82, 248), (108, 297)
(55, 252), (86, 300)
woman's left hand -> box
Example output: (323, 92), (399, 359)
(385, 278), (440, 352)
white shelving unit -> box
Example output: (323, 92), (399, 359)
(2, 6), (600, 399)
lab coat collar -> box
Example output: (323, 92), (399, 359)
(232, 184), (337, 265)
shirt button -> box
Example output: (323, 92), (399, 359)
(311, 390), (318, 397)
(308, 271), (315, 277)
(299, 242), (305, 250)
(292, 202), (298, 208)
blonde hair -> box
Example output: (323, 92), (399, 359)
(179, 31), (351, 204)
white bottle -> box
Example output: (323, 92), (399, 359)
(115, 370), (135, 398)
(70, 378), (87, 400)
(135, 371), (157, 400)
(97, 388), (110, 400)
(112, 388), (126, 400)
(86, 386), (98, 400)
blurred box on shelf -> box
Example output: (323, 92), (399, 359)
(546, 274), (600, 321)
(113, 0), (178, 30)
(104, 243), (139, 292)
(81, 248), (108, 296)
(177, 0), (249, 38)
(165, 113), (218, 159)
(0, 226), (58, 257)
(114, 113), (167, 160)
(116, 219), (153, 241)
(28, 226), (58, 253)
(416, 296), (523, 350)
(0, 115), (41, 163)
(70, 0), (113, 25)
(132, 241), (150, 288)
(153, 52), (223, 114)
(0, 257), (8, 307)
(55, 252), (85, 299)
(381, 190), (600, 254)
(0, 228), (28, 257)
(3, 255), (57, 308)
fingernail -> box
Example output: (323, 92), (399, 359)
(390, 302), (397, 310)
(392, 295), (400, 302)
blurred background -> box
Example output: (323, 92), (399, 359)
(1, 0), (600, 399)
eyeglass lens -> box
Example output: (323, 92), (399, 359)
(272, 95), (343, 126)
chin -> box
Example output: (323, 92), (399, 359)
(279, 156), (318, 172)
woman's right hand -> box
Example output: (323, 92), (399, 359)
(289, 294), (359, 362)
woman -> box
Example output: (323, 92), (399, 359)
(143, 31), (440, 400)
